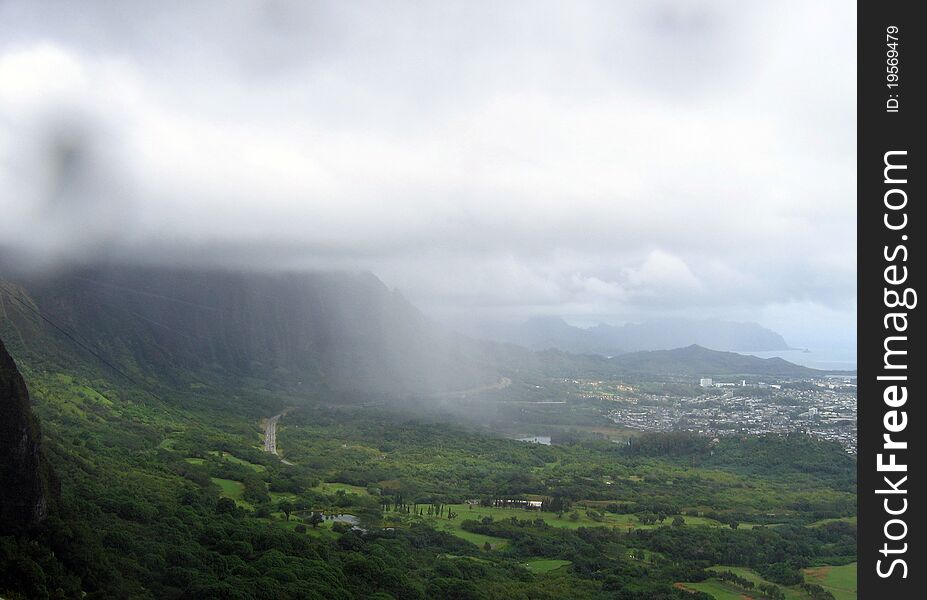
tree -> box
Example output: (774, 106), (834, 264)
(332, 521), (352, 533)
(308, 512), (325, 528)
(672, 515), (686, 527)
(216, 497), (237, 514)
(277, 500), (294, 521)
(482, 542), (492, 551)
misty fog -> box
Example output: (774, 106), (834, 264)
(0, 0), (856, 353)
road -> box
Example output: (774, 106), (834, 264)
(263, 411), (294, 465)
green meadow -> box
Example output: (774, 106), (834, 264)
(310, 481), (370, 496)
(681, 564), (858, 600)
(389, 502), (728, 534)
(679, 580), (755, 600)
(210, 477), (252, 509)
(803, 563), (857, 600)
(523, 559), (571, 573)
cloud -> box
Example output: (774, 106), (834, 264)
(0, 1), (856, 344)
(621, 251), (704, 300)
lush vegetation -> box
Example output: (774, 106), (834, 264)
(0, 345), (856, 599)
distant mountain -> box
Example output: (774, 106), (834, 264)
(0, 265), (498, 396)
(606, 344), (822, 379)
(453, 316), (790, 355)
(510, 344), (833, 381)
(0, 336), (55, 534)
(0, 264), (829, 404)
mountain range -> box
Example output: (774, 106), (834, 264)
(0, 264), (835, 400)
(451, 316), (791, 355)
(0, 265), (495, 396)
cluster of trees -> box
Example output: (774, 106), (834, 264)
(713, 570), (786, 600)
(799, 582), (837, 600)
(539, 496), (572, 513)
(631, 522), (855, 579)
(381, 497), (457, 520)
(627, 431), (712, 457)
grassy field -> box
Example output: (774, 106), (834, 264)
(184, 452), (266, 472)
(687, 564), (858, 600)
(259, 514), (341, 540)
(522, 559), (571, 573)
(709, 566), (806, 600)
(803, 563), (857, 600)
(266, 482), (370, 517)
(385, 502), (731, 551)
(429, 518), (507, 549)
(411, 503), (723, 531)
(210, 477), (253, 509)
(310, 482), (370, 496)
(268, 491), (299, 503)
(807, 516), (856, 528)
(681, 565), (829, 600)
(679, 580), (757, 600)
(208, 451), (267, 472)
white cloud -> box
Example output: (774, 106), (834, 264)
(0, 1), (856, 346)
(622, 251), (704, 299)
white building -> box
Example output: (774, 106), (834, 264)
(700, 378), (713, 387)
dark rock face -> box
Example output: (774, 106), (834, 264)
(0, 337), (49, 533)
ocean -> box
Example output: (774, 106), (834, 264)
(738, 348), (857, 372)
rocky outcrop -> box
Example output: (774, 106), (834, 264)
(0, 336), (51, 534)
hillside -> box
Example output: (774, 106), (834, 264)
(0, 270), (855, 600)
(0, 265), (498, 396)
(0, 265), (831, 402)
(607, 344), (826, 379)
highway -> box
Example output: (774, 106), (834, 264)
(263, 411), (293, 465)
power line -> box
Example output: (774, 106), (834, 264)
(2, 292), (168, 404)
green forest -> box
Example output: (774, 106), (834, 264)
(1, 349), (856, 600)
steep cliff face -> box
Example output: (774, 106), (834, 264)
(0, 266), (500, 395)
(0, 336), (50, 533)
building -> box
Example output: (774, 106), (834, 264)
(700, 378), (713, 387)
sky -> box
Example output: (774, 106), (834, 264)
(0, 1), (856, 351)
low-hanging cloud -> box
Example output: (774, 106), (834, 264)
(0, 1), (856, 346)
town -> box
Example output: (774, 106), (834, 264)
(570, 376), (857, 453)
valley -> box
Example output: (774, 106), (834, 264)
(0, 5), (860, 599)
(0, 269), (857, 600)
